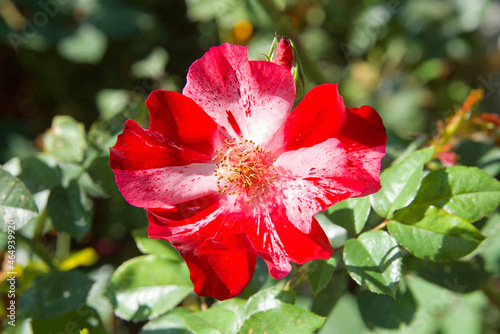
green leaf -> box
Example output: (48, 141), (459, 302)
(327, 196), (370, 235)
(47, 181), (91, 241)
(57, 23), (108, 64)
(31, 305), (106, 334)
(42, 116), (87, 163)
(3, 156), (61, 193)
(405, 256), (489, 293)
(311, 269), (348, 317)
(132, 227), (181, 261)
(244, 286), (296, 317)
(20, 271), (93, 319)
(389, 206), (485, 261)
(343, 230), (402, 296)
(307, 257), (337, 295)
(357, 279), (416, 329)
(108, 254), (193, 322)
(370, 147), (434, 218)
(239, 303), (325, 334)
(141, 308), (193, 334)
(476, 210), (500, 274)
(318, 294), (368, 334)
(0, 168), (38, 231)
(183, 300), (246, 334)
(396, 166), (500, 222)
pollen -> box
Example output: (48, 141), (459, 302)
(212, 136), (277, 203)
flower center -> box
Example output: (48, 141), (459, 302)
(213, 136), (277, 203)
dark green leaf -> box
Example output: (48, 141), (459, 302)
(239, 303), (325, 334)
(405, 256), (489, 293)
(141, 308), (193, 334)
(389, 206), (485, 261)
(344, 230), (402, 296)
(132, 227), (181, 261)
(31, 305), (106, 334)
(0, 168), (38, 231)
(47, 181), (91, 241)
(396, 166), (500, 222)
(456, 140), (500, 177)
(21, 271), (93, 319)
(327, 196), (370, 235)
(357, 279), (416, 329)
(4, 156), (61, 193)
(370, 147), (434, 218)
(42, 116), (87, 163)
(307, 257), (337, 295)
(311, 269), (348, 317)
(108, 254), (193, 322)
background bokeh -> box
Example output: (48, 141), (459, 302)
(1, 0), (500, 333)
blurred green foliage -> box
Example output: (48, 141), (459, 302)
(1, 0), (500, 333)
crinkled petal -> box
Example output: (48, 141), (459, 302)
(114, 163), (218, 209)
(275, 138), (368, 233)
(267, 84), (347, 155)
(183, 43), (295, 145)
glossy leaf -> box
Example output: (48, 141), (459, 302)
(308, 257), (337, 295)
(396, 166), (500, 222)
(109, 254), (193, 322)
(370, 147), (434, 218)
(47, 181), (91, 241)
(389, 206), (485, 261)
(0, 168), (38, 231)
(132, 227), (181, 261)
(141, 308), (193, 334)
(327, 197), (371, 235)
(344, 230), (402, 296)
(42, 115), (88, 163)
(244, 286), (296, 317)
(239, 303), (325, 334)
(21, 271), (93, 319)
(183, 299), (246, 334)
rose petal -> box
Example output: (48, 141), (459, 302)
(114, 163), (218, 208)
(338, 106), (387, 196)
(148, 200), (255, 300)
(179, 249), (256, 300)
(267, 84), (347, 155)
(198, 199), (332, 280)
(275, 138), (367, 233)
(183, 43), (295, 145)
(110, 91), (224, 172)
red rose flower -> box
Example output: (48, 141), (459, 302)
(110, 42), (386, 300)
